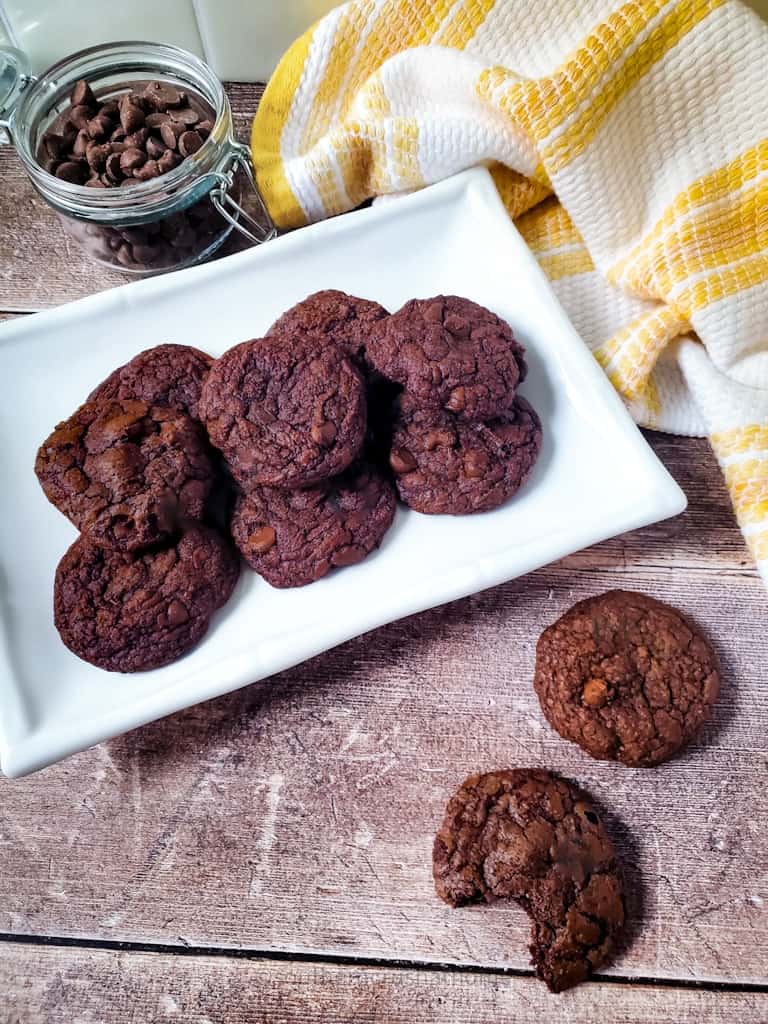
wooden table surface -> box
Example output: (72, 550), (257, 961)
(1, 83), (766, 1024)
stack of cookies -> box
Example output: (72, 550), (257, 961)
(366, 295), (542, 515)
(199, 290), (398, 589)
(35, 345), (240, 673)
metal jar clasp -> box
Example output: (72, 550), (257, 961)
(207, 142), (277, 247)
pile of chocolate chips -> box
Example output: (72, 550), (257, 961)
(38, 78), (225, 272)
(40, 78), (214, 187)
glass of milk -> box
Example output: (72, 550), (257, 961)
(0, 0), (341, 79)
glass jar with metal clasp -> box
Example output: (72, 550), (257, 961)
(0, 41), (275, 275)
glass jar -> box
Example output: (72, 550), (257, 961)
(0, 41), (275, 275)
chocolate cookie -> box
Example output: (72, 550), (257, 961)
(54, 526), (240, 672)
(231, 463), (396, 588)
(534, 591), (720, 767)
(267, 289), (389, 363)
(433, 768), (626, 993)
(35, 398), (214, 552)
(199, 334), (366, 489)
(88, 343), (213, 421)
(366, 295), (527, 421)
(389, 395), (541, 515)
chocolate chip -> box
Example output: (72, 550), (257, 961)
(131, 243), (159, 264)
(68, 104), (92, 130)
(100, 100), (119, 120)
(84, 178), (107, 188)
(145, 112), (171, 129)
(105, 151), (124, 182)
(43, 132), (69, 160)
(120, 101), (145, 134)
(86, 116), (111, 140)
(197, 120), (213, 139)
(120, 147), (146, 173)
(124, 128), (148, 149)
(390, 448), (417, 474)
(55, 161), (85, 184)
(248, 527), (276, 555)
(582, 678), (609, 708)
(133, 159), (160, 181)
(120, 177), (140, 187)
(115, 243), (135, 266)
(178, 130), (203, 157)
(446, 387), (467, 413)
(157, 150), (181, 174)
(463, 449), (488, 479)
(170, 107), (199, 126)
(72, 130), (90, 158)
(160, 121), (183, 149)
(146, 135), (165, 160)
(85, 142), (110, 169)
(311, 421), (337, 447)
(144, 81), (184, 110)
(167, 599), (189, 626)
(110, 126), (127, 142)
(70, 79), (97, 108)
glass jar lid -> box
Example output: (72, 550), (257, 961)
(0, 46), (30, 129)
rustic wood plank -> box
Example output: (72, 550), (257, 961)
(0, 564), (765, 983)
(1, 944), (765, 1024)
(0, 84), (264, 312)
(563, 433), (750, 572)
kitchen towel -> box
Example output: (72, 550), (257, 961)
(252, 0), (768, 581)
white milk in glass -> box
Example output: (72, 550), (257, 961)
(1, 0), (341, 78)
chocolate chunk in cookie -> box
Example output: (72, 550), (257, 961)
(366, 295), (527, 421)
(267, 289), (389, 363)
(88, 343), (213, 421)
(231, 462), (396, 588)
(35, 398), (214, 552)
(534, 591), (719, 767)
(433, 768), (626, 993)
(389, 394), (541, 515)
(54, 526), (240, 672)
(199, 334), (366, 489)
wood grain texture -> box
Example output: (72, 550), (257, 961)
(2, 81), (766, 997)
(0, 84), (264, 312)
(1, 944), (765, 1024)
(0, 562), (765, 983)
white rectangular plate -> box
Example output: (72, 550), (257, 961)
(0, 168), (686, 777)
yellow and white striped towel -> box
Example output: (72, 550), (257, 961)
(252, 0), (768, 580)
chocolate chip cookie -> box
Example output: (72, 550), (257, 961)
(54, 526), (240, 672)
(534, 591), (720, 767)
(433, 768), (626, 993)
(35, 398), (214, 552)
(231, 463), (396, 588)
(267, 289), (389, 363)
(199, 334), (366, 489)
(88, 343), (213, 421)
(389, 394), (541, 515)
(366, 295), (527, 421)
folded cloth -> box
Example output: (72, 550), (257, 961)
(252, 0), (768, 581)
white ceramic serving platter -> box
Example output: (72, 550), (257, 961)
(0, 167), (686, 777)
